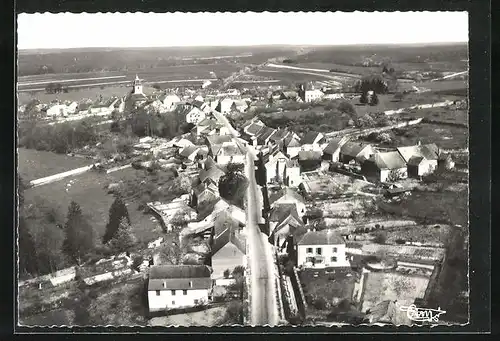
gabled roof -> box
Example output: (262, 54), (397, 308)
(269, 204), (304, 228)
(179, 145), (200, 158)
(300, 131), (324, 145)
(269, 187), (305, 207)
(269, 129), (291, 142)
(397, 143), (440, 163)
(256, 126), (276, 139)
(298, 229), (345, 246)
(212, 210), (246, 255)
(204, 156), (217, 170)
(148, 265), (211, 291)
(193, 181), (219, 196)
(298, 150), (323, 161)
(340, 142), (372, 158)
(199, 166), (225, 183)
(264, 148), (289, 165)
(407, 155), (425, 166)
(218, 144), (244, 156)
(323, 137), (344, 154)
(369, 151), (407, 170)
(285, 135), (301, 148)
(245, 122), (266, 136)
(206, 135), (233, 147)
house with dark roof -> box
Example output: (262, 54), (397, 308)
(300, 132), (326, 152)
(361, 151), (408, 182)
(210, 210), (246, 279)
(322, 137), (349, 162)
(297, 229), (350, 269)
(178, 145), (201, 162)
(397, 143), (440, 178)
(190, 181), (220, 208)
(256, 126), (277, 146)
(283, 134), (302, 159)
(296, 150), (324, 172)
(147, 265), (212, 312)
(198, 165), (225, 185)
(269, 187), (306, 217)
(339, 142), (375, 165)
(268, 203), (305, 253)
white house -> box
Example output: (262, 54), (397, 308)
(397, 143), (440, 178)
(147, 265), (212, 312)
(361, 151), (408, 183)
(162, 94), (181, 111)
(186, 107), (207, 125)
(297, 229), (351, 268)
(304, 89), (324, 102)
(299, 131), (326, 152)
(46, 104), (72, 117)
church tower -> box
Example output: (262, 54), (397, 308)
(133, 74), (143, 94)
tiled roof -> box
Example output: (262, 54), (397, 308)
(269, 204), (304, 230)
(285, 136), (301, 148)
(256, 127), (277, 142)
(219, 144), (244, 156)
(340, 142), (372, 158)
(270, 129), (291, 142)
(199, 166), (225, 183)
(298, 150), (323, 161)
(323, 137), (344, 154)
(148, 265), (211, 291)
(298, 229), (345, 245)
(269, 187), (305, 206)
(397, 144), (440, 163)
(212, 210), (246, 255)
(369, 151), (407, 170)
(407, 155), (425, 166)
(300, 131), (324, 145)
(179, 145), (200, 158)
(206, 135), (233, 147)
(245, 123), (266, 136)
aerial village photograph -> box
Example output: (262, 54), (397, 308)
(17, 11), (469, 327)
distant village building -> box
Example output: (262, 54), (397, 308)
(126, 75), (148, 109)
(297, 229), (350, 268)
(339, 142), (375, 165)
(361, 151), (408, 183)
(269, 187), (306, 217)
(268, 203), (305, 253)
(299, 132), (326, 152)
(397, 143), (440, 178)
(147, 265), (212, 312)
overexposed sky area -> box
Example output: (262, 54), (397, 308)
(17, 12), (468, 50)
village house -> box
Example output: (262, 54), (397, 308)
(296, 150), (324, 172)
(198, 164), (225, 186)
(178, 145), (201, 163)
(361, 151), (408, 182)
(255, 126), (277, 146)
(397, 143), (440, 178)
(190, 181), (220, 208)
(297, 229), (351, 268)
(263, 147), (302, 187)
(322, 137), (349, 162)
(185, 106), (207, 125)
(299, 83), (324, 102)
(205, 135), (245, 166)
(268, 129), (294, 150)
(147, 265), (212, 312)
(210, 210), (247, 279)
(46, 102), (78, 117)
(241, 118), (266, 146)
(160, 93), (181, 111)
(299, 131), (326, 152)
(269, 187), (307, 217)
(283, 134), (302, 159)
(339, 142), (375, 165)
(279, 90), (300, 101)
(268, 203), (305, 253)
(216, 98), (236, 114)
(195, 117), (231, 137)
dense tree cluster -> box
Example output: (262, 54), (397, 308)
(103, 195), (130, 244)
(18, 119), (99, 154)
(354, 75), (389, 94)
(218, 163), (248, 209)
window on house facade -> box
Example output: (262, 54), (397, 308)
(306, 257), (315, 263)
(171, 290), (176, 296)
(156, 290), (160, 296)
(194, 299), (199, 305)
(306, 248), (313, 254)
(316, 247), (322, 255)
(331, 256), (337, 262)
(183, 290), (188, 295)
(189, 281), (193, 288)
(333, 247), (338, 253)
(172, 301), (175, 305)
(162, 281), (166, 288)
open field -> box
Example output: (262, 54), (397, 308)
(384, 224), (453, 246)
(19, 308), (74, 326)
(398, 107), (468, 126)
(23, 167), (164, 244)
(18, 63), (242, 91)
(379, 123), (468, 150)
(18, 148), (92, 181)
(18, 85), (131, 105)
(379, 189), (468, 227)
(294, 44), (468, 72)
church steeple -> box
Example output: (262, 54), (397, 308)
(133, 74), (143, 94)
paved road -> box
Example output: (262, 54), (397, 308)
(244, 148), (279, 326)
(210, 100), (279, 325)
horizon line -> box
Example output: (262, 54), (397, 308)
(18, 41), (468, 51)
